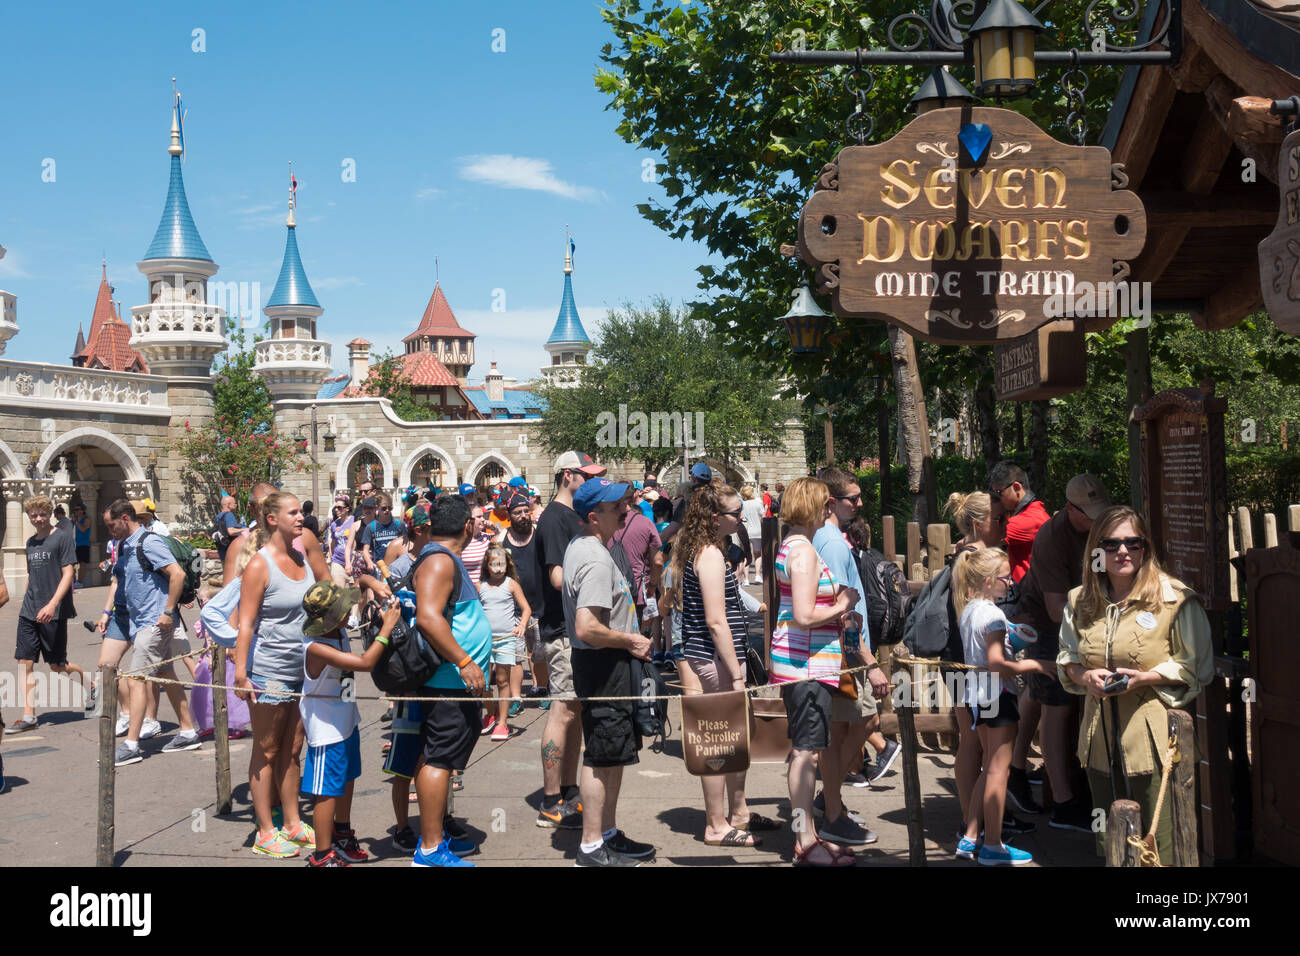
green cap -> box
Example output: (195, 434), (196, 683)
(302, 581), (360, 637)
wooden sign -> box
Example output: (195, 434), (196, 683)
(994, 319), (1087, 400)
(1135, 384), (1230, 614)
(1258, 127), (1300, 335)
(796, 106), (1146, 344)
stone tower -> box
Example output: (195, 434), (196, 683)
(129, 90), (228, 527)
(253, 175), (332, 400)
(541, 227), (592, 387)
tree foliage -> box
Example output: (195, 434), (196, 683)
(534, 298), (798, 473)
(357, 350), (435, 422)
(212, 328), (274, 431)
(176, 414), (313, 520)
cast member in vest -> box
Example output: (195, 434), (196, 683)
(1057, 505), (1214, 863)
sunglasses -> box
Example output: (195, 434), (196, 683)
(379, 506), (392, 512)
(718, 508), (743, 518)
(989, 485), (1006, 497)
(1099, 536), (1146, 553)
(996, 575), (1016, 585)
(832, 494), (862, 504)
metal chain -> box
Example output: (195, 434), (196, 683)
(844, 49), (875, 145)
(1062, 48), (1090, 146)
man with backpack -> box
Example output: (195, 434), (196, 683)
(609, 495), (663, 631)
(104, 498), (200, 765)
(813, 468), (891, 843)
(212, 496), (244, 562)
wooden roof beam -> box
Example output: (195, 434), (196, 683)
(1113, 65), (1178, 191)
(1178, 99), (1237, 194)
(1190, 261), (1264, 330)
(1185, 0), (1300, 103)
(1142, 190), (1279, 226)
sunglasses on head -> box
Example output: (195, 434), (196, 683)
(1099, 536), (1146, 553)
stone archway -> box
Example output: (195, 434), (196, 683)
(399, 443), (458, 490)
(335, 439), (393, 492)
(465, 452), (517, 491)
(0, 438), (22, 479)
(37, 426), (146, 481)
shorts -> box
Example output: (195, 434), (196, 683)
(420, 691), (481, 771)
(248, 673), (303, 706)
(130, 624), (193, 675)
(1024, 623), (1070, 705)
(76, 545), (91, 564)
(301, 727), (362, 797)
(16, 616), (70, 666)
(830, 669), (879, 721)
(329, 562), (351, 588)
(781, 679), (834, 752)
(104, 613), (132, 645)
(491, 633), (518, 667)
(690, 654), (746, 693)
(542, 636), (575, 700)
(973, 690), (1021, 729)
(383, 700), (425, 779)
(571, 648), (641, 768)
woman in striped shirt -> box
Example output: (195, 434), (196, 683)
(772, 477), (858, 866)
(671, 484), (777, 848)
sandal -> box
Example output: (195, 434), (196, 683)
(451, 774), (464, 792)
(794, 838), (856, 867)
(705, 827), (761, 848)
(735, 812), (780, 832)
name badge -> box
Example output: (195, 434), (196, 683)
(1136, 611), (1157, 630)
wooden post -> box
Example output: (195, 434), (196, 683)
(1169, 710), (1198, 867)
(889, 645), (926, 866)
(1289, 504), (1300, 534)
(882, 515), (898, 571)
(906, 522), (922, 581)
(96, 664), (118, 868)
(1106, 800), (1145, 866)
(1237, 506), (1255, 552)
(1263, 513), (1279, 548)
(925, 523), (951, 580)
(1227, 511), (1239, 602)
(212, 646), (232, 815)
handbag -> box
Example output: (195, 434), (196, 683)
(749, 694), (792, 762)
(745, 644), (769, 687)
(680, 688), (750, 775)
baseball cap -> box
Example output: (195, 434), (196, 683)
(302, 581), (361, 637)
(573, 479), (630, 517)
(554, 451), (606, 477)
(406, 501), (433, 528)
(507, 493), (531, 512)
(690, 462), (713, 483)
(360, 496), (378, 509)
(507, 476), (528, 489)
(1065, 474), (1111, 520)
(458, 482), (476, 497)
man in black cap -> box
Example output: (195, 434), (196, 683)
(661, 461), (712, 545)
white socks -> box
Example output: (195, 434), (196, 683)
(580, 839), (603, 854)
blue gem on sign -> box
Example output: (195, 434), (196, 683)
(959, 123), (992, 163)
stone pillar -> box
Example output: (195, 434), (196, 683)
(2, 479), (30, 592)
(50, 483), (75, 511)
(157, 379), (215, 532)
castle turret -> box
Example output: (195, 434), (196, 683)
(254, 171), (332, 400)
(129, 87), (228, 526)
(541, 228), (591, 387)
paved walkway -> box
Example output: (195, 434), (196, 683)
(0, 585), (1100, 867)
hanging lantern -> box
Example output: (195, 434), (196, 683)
(778, 284), (832, 354)
(908, 67), (976, 115)
(970, 0), (1044, 99)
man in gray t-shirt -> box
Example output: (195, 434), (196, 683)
(561, 478), (655, 867)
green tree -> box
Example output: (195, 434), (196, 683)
(212, 328), (273, 431)
(357, 350), (435, 422)
(535, 298), (798, 474)
(176, 414), (314, 521)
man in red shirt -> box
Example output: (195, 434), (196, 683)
(989, 461), (1049, 582)
(760, 483), (773, 518)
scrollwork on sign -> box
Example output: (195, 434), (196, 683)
(815, 160), (839, 192)
(989, 142), (1032, 160)
(916, 142), (958, 162)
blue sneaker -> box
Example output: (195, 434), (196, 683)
(955, 836), (978, 860)
(412, 837), (475, 868)
(448, 836), (478, 857)
(977, 842), (1033, 866)
(508, 700), (524, 719)
(539, 698), (551, 711)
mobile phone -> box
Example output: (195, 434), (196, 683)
(1102, 673), (1130, 695)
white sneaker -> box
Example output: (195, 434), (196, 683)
(115, 713), (130, 737)
(139, 717), (162, 740)
(346, 611), (360, 630)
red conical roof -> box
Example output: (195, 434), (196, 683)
(78, 264), (148, 372)
(403, 283), (475, 343)
(79, 262), (117, 358)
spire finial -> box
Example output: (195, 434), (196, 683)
(435, 255), (439, 283)
(168, 78), (183, 157)
(287, 160), (296, 227)
(563, 224), (573, 275)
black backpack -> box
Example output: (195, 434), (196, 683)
(858, 547), (910, 649)
(630, 657), (669, 745)
(361, 545), (460, 695)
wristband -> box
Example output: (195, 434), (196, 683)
(457, 656), (472, 669)
(375, 635), (390, 647)
(102, 610), (112, 617)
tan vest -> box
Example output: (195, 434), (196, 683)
(1068, 575), (1197, 776)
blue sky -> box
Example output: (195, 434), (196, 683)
(0, 0), (716, 383)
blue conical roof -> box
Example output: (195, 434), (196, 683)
(266, 224), (320, 308)
(142, 154), (212, 261)
(546, 273), (590, 346)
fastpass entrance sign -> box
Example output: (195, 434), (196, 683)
(796, 106), (1147, 344)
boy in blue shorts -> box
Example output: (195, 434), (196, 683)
(300, 581), (399, 867)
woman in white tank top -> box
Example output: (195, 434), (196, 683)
(234, 491), (317, 859)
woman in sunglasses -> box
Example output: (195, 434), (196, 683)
(1057, 505), (1214, 863)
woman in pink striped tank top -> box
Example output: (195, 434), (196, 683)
(771, 477), (858, 866)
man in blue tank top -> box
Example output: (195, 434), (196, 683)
(410, 496), (492, 868)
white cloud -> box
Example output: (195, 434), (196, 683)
(313, 275), (363, 291)
(415, 187), (444, 201)
(457, 154), (597, 201)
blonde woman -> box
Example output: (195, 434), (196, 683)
(1058, 505), (1213, 863)
(945, 491), (999, 550)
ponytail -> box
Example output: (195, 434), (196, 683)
(951, 546), (1006, 617)
(944, 491), (991, 541)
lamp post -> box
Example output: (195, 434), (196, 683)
(295, 404), (321, 509)
(907, 66), (976, 114)
(778, 284), (832, 354)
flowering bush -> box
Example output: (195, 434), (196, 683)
(176, 414), (315, 517)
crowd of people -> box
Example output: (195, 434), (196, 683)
(0, 452), (1214, 868)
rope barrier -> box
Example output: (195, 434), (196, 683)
(1125, 732), (1179, 867)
